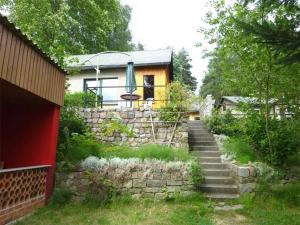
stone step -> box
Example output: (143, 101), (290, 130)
(201, 163), (228, 169)
(199, 157), (221, 163)
(203, 176), (234, 185)
(188, 121), (204, 124)
(203, 169), (230, 177)
(189, 141), (217, 146)
(190, 146), (219, 151)
(189, 130), (211, 135)
(198, 184), (238, 194)
(206, 193), (240, 200)
(188, 137), (215, 142)
(188, 128), (209, 131)
(188, 133), (214, 138)
(190, 151), (221, 157)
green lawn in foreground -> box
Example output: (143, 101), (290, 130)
(16, 183), (300, 225)
(16, 194), (214, 225)
(215, 183), (300, 225)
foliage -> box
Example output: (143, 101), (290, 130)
(64, 92), (97, 108)
(58, 133), (104, 165)
(100, 144), (192, 162)
(173, 48), (197, 91)
(224, 137), (257, 164)
(162, 186), (175, 202)
(159, 81), (190, 122)
(189, 162), (203, 184)
(240, 113), (300, 166)
(237, 0), (300, 64)
(200, 0), (300, 167)
(205, 110), (238, 136)
(100, 119), (134, 138)
(84, 171), (117, 205)
(49, 187), (73, 207)
(15, 193), (213, 225)
(0, 0), (134, 66)
(57, 108), (87, 147)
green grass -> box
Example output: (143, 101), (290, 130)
(100, 144), (192, 162)
(16, 193), (214, 225)
(215, 182), (300, 225)
(223, 137), (257, 164)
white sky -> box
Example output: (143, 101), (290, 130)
(120, 0), (214, 91)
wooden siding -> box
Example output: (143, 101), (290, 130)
(135, 66), (170, 109)
(0, 24), (65, 106)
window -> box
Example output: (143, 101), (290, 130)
(83, 78), (119, 104)
(143, 75), (154, 100)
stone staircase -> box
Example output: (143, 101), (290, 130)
(188, 120), (239, 200)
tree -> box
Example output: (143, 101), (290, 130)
(199, 49), (242, 100)
(200, 0), (300, 165)
(173, 48), (197, 91)
(0, 0), (134, 66)
(236, 0), (300, 64)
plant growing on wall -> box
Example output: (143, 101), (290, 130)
(100, 113), (134, 138)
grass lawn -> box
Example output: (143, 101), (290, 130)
(15, 185), (300, 225)
(16, 194), (214, 225)
(215, 183), (300, 225)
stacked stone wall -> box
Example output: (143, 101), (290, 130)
(79, 108), (188, 148)
(56, 158), (195, 200)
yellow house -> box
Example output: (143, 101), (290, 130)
(67, 49), (173, 109)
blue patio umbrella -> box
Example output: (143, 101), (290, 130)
(125, 61), (136, 94)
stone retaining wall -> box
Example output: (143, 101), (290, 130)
(79, 108), (188, 148)
(214, 135), (257, 194)
(56, 157), (195, 201)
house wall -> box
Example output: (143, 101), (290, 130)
(67, 65), (170, 109)
(67, 68), (126, 93)
(135, 66), (169, 109)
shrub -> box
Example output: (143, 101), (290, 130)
(84, 171), (117, 205)
(100, 118), (134, 138)
(190, 162), (203, 184)
(205, 110), (238, 136)
(224, 137), (257, 164)
(49, 187), (73, 207)
(64, 92), (97, 108)
(240, 113), (300, 166)
(159, 81), (190, 122)
(58, 108), (87, 143)
(57, 133), (105, 166)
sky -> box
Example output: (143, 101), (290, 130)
(120, 0), (214, 91)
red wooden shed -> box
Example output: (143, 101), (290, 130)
(0, 15), (66, 224)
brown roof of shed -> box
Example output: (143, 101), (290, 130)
(0, 14), (67, 74)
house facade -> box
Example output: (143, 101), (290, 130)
(0, 16), (66, 224)
(67, 49), (173, 109)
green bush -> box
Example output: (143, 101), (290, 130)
(224, 137), (257, 164)
(59, 133), (105, 164)
(49, 187), (73, 207)
(64, 92), (98, 108)
(100, 119), (134, 137)
(240, 113), (300, 166)
(159, 81), (190, 122)
(190, 162), (203, 184)
(100, 144), (192, 162)
(205, 110), (238, 136)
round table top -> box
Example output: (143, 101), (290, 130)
(120, 93), (141, 101)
